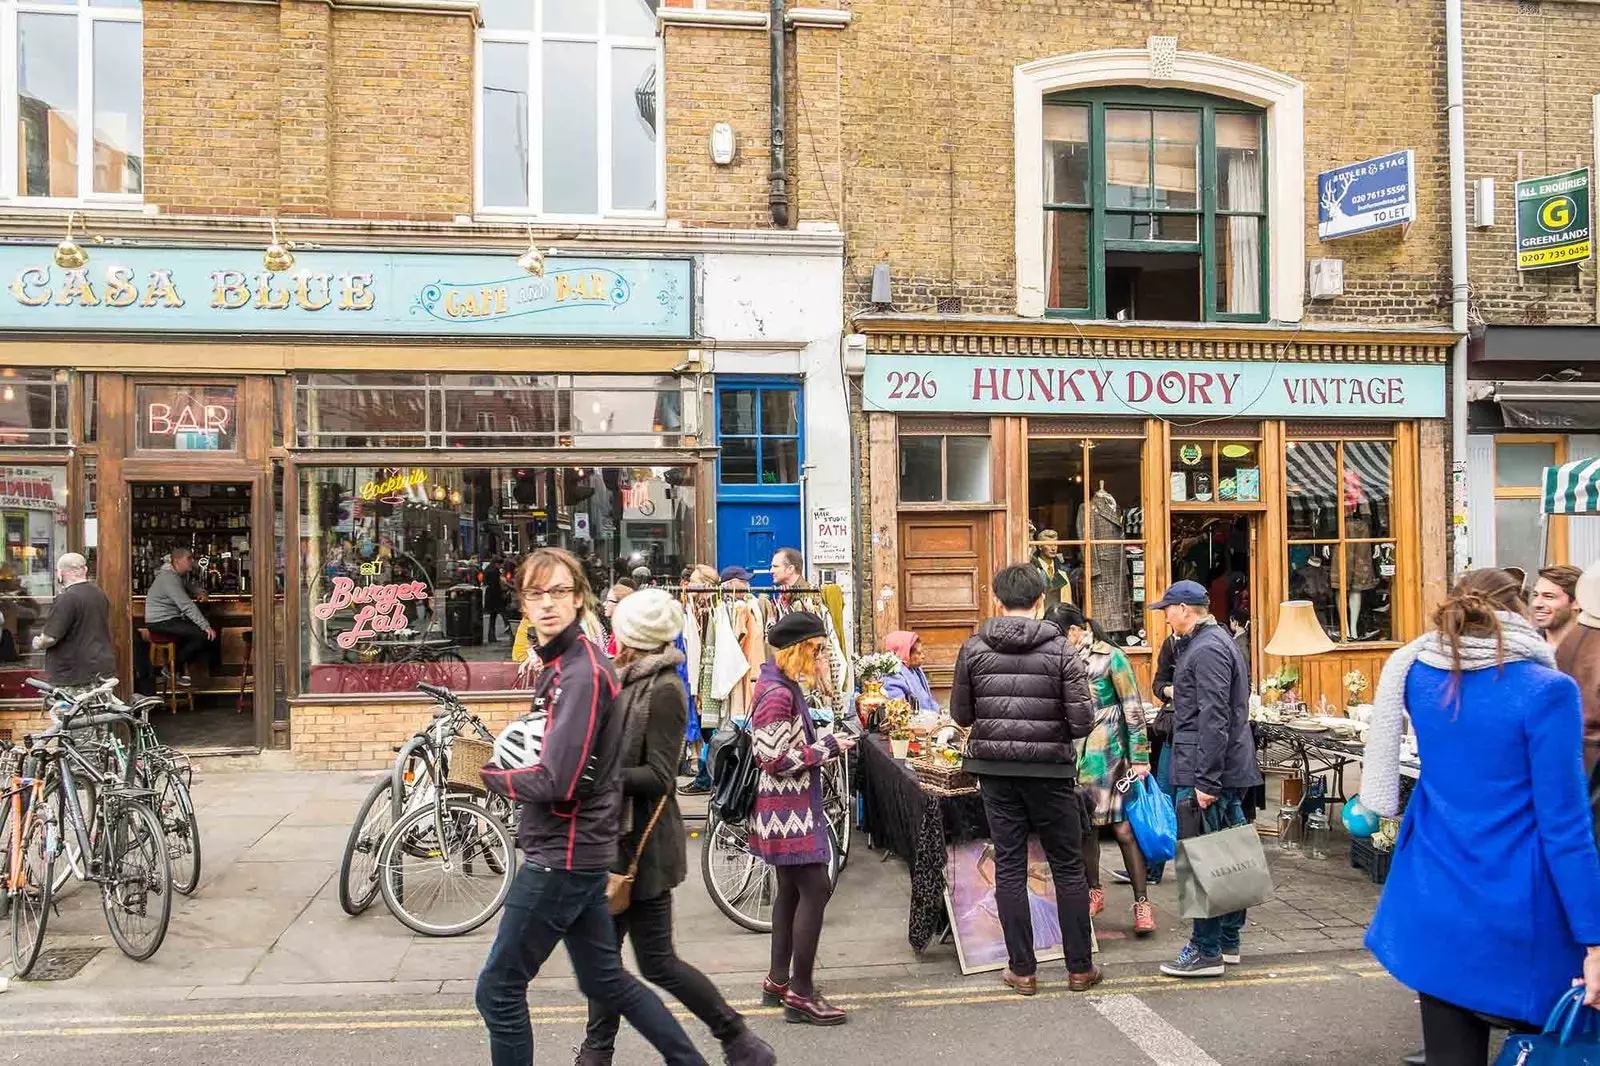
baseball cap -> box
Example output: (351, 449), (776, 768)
(1149, 580), (1210, 610)
(719, 565), (753, 582)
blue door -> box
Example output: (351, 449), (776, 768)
(715, 501), (800, 580)
(715, 380), (802, 579)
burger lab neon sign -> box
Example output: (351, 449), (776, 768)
(313, 576), (430, 649)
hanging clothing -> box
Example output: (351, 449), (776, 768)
(708, 603), (752, 702)
(1080, 491), (1133, 633)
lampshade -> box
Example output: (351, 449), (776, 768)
(1264, 600), (1336, 657)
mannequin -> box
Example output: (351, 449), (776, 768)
(1335, 471), (1378, 639)
(1079, 482), (1133, 633)
(1033, 527), (1073, 608)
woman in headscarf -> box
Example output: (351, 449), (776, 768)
(880, 630), (938, 711)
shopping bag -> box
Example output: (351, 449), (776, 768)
(1122, 775), (1177, 864)
(1175, 801), (1274, 919)
(1493, 988), (1600, 1065)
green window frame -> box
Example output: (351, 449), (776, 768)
(1043, 88), (1269, 323)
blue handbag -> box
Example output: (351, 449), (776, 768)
(1493, 988), (1600, 1065)
(1121, 774), (1177, 864)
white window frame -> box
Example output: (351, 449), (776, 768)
(1, 0), (143, 207)
(475, 2), (665, 221)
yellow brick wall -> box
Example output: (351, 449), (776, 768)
(664, 26), (774, 227)
(289, 698), (531, 771)
(0, 706), (52, 748)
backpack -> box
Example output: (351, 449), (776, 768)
(709, 689), (781, 823)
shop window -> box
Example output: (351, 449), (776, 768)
(0, 368), (68, 447)
(1027, 436), (1146, 644)
(478, 0), (661, 216)
(718, 384), (801, 488)
(1493, 436), (1565, 575)
(298, 463), (697, 696)
(1044, 91), (1266, 321)
(1169, 437), (1262, 504)
(898, 434), (992, 505)
(1285, 437), (1397, 644)
(6, 0), (143, 202)
(0, 464), (68, 696)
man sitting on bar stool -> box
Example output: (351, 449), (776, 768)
(145, 546), (219, 688)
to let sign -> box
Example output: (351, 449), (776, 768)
(863, 356), (1446, 420)
(1317, 150), (1416, 239)
(1516, 168), (1592, 270)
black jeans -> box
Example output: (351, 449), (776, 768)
(1418, 993), (1538, 1065)
(584, 891), (745, 1053)
(146, 618), (220, 675)
(976, 774), (1095, 976)
(475, 865), (708, 1066)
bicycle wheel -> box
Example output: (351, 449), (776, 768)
(9, 807), (54, 977)
(49, 773), (95, 895)
(99, 798), (172, 961)
(339, 777), (394, 916)
(701, 814), (777, 933)
(377, 797), (513, 937)
(822, 756), (851, 873)
(150, 769), (202, 896)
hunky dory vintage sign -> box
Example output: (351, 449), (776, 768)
(863, 355), (1446, 419)
(0, 247), (692, 339)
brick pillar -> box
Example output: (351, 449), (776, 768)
(278, 0), (332, 216)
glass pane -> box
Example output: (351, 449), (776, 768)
(1345, 441), (1393, 539)
(1105, 109), (1151, 210)
(721, 438), (757, 484)
(899, 436), (942, 503)
(1152, 214), (1198, 242)
(0, 368), (67, 446)
(134, 384), (238, 452)
(1285, 441), (1340, 539)
(84, 454), (98, 578)
(1028, 438), (1085, 540)
(1030, 542), (1083, 612)
(443, 378), (558, 445)
(1496, 441), (1557, 487)
(1216, 113), (1264, 212)
(1085, 439), (1143, 535)
(0, 465), (70, 694)
(1169, 440), (1213, 503)
(19, 13), (79, 198)
(479, 0), (534, 29)
(611, 48), (658, 211)
(1172, 513), (1249, 626)
(720, 389), (757, 435)
(1216, 441), (1262, 503)
(1213, 216), (1262, 315)
(1105, 213), (1144, 241)
(1288, 543), (1343, 641)
(92, 20), (142, 194)
(761, 439), (799, 485)
(947, 436), (992, 502)
(761, 389), (798, 435)
(482, 42), (531, 208)
(543, 41), (598, 214)
(545, 0), (597, 33)
(1495, 499), (1544, 589)
(1343, 541), (1396, 642)
(1152, 111), (1199, 210)
(1046, 210), (1090, 310)
(1043, 102), (1090, 206)
(570, 386), (680, 445)
(295, 377), (431, 449)
(89, 0), (141, 7)
(607, 0), (657, 36)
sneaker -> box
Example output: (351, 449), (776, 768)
(1160, 945), (1226, 978)
(1222, 949), (1242, 965)
(1133, 899), (1156, 937)
(678, 782), (712, 797)
(1110, 869), (1133, 884)
(1089, 887), (1105, 917)
(573, 1049), (613, 1066)
(176, 673), (193, 688)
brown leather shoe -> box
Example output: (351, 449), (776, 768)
(782, 988), (848, 1026)
(1002, 968), (1038, 996)
(1068, 966), (1104, 992)
(761, 975), (789, 1007)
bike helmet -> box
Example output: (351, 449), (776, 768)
(493, 708), (548, 770)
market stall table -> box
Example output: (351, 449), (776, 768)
(855, 734), (989, 952)
(1256, 720), (1422, 805)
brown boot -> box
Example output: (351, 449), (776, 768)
(1002, 968), (1038, 996)
(1068, 966), (1104, 992)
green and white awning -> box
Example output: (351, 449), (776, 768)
(1544, 457), (1600, 514)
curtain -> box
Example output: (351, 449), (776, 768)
(1226, 150), (1262, 315)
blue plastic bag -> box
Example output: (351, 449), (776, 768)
(1493, 988), (1600, 1065)
(1123, 774), (1177, 864)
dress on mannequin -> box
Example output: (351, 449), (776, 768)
(1078, 485), (1133, 633)
(1335, 511), (1378, 638)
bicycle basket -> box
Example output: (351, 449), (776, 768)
(445, 735), (494, 794)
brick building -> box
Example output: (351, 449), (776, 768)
(0, 0), (852, 766)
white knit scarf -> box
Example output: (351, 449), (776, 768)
(1363, 611), (1553, 817)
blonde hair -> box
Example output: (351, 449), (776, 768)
(774, 636), (828, 688)
(515, 547), (597, 631)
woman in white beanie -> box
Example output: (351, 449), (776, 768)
(577, 589), (775, 1066)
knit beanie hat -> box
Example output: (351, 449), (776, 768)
(611, 588), (684, 650)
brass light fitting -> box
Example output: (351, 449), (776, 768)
(263, 218), (295, 273)
(53, 211), (89, 270)
(517, 225), (544, 276)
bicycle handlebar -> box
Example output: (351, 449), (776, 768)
(416, 681), (456, 702)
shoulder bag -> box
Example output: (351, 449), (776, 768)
(607, 795), (670, 916)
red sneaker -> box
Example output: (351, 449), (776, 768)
(1133, 899), (1156, 936)
(1089, 887), (1106, 917)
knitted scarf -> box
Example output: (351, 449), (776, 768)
(1364, 611), (1552, 818)
(615, 647), (684, 836)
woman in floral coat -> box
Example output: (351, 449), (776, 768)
(1045, 603), (1154, 937)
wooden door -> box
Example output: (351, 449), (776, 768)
(897, 514), (992, 692)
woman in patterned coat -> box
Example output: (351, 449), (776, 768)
(1045, 603), (1154, 938)
(749, 611), (856, 1027)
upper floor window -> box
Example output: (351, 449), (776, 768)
(718, 384), (801, 487)
(1044, 89), (1265, 322)
(6, 0), (142, 202)
(478, 0), (661, 217)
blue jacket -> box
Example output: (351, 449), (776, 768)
(1366, 660), (1600, 1026)
(1169, 620), (1260, 794)
(882, 666), (938, 712)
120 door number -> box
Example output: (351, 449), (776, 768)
(751, 514), (771, 527)
(885, 371), (939, 400)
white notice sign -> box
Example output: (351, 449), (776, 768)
(811, 506), (851, 565)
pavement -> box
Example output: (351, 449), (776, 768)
(0, 766), (1428, 1064)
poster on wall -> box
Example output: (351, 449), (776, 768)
(810, 506), (851, 565)
(1317, 150), (1416, 239)
(1516, 168), (1592, 270)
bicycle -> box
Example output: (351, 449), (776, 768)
(338, 681), (515, 937)
(2, 678), (172, 975)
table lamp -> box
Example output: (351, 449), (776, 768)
(1264, 600), (1336, 657)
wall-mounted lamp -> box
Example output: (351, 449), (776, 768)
(263, 218), (295, 273)
(517, 225), (545, 276)
(54, 211), (90, 270)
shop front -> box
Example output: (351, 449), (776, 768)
(858, 319), (1456, 710)
(0, 242), (706, 763)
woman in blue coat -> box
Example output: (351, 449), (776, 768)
(1365, 568), (1600, 1062)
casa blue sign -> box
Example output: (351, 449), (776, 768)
(0, 246), (693, 339)
(1317, 150), (1416, 240)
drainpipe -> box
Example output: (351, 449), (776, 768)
(768, 0), (790, 228)
(1446, 0), (1470, 577)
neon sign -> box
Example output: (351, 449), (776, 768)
(313, 576), (430, 649)
(358, 468), (428, 503)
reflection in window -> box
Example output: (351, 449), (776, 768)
(898, 434), (992, 505)
(0, 368), (69, 447)
(0, 464), (69, 694)
(898, 436), (943, 503)
(1285, 436), (1397, 643)
(717, 384), (800, 487)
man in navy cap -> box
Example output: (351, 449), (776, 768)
(1149, 580), (1260, 979)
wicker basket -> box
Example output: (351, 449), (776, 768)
(446, 736), (495, 793)
(910, 754), (977, 797)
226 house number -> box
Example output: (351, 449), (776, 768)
(885, 371), (939, 400)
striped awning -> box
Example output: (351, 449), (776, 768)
(1543, 458), (1600, 515)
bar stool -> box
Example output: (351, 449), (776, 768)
(236, 629), (254, 715)
(142, 629), (194, 715)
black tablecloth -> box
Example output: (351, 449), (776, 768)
(855, 735), (989, 952)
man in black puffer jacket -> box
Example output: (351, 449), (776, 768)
(951, 563), (1098, 996)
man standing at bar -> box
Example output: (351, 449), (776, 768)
(33, 552), (113, 690)
(145, 546), (219, 687)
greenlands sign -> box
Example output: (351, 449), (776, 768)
(1516, 168), (1592, 271)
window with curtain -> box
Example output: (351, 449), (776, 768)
(1044, 89), (1266, 322)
